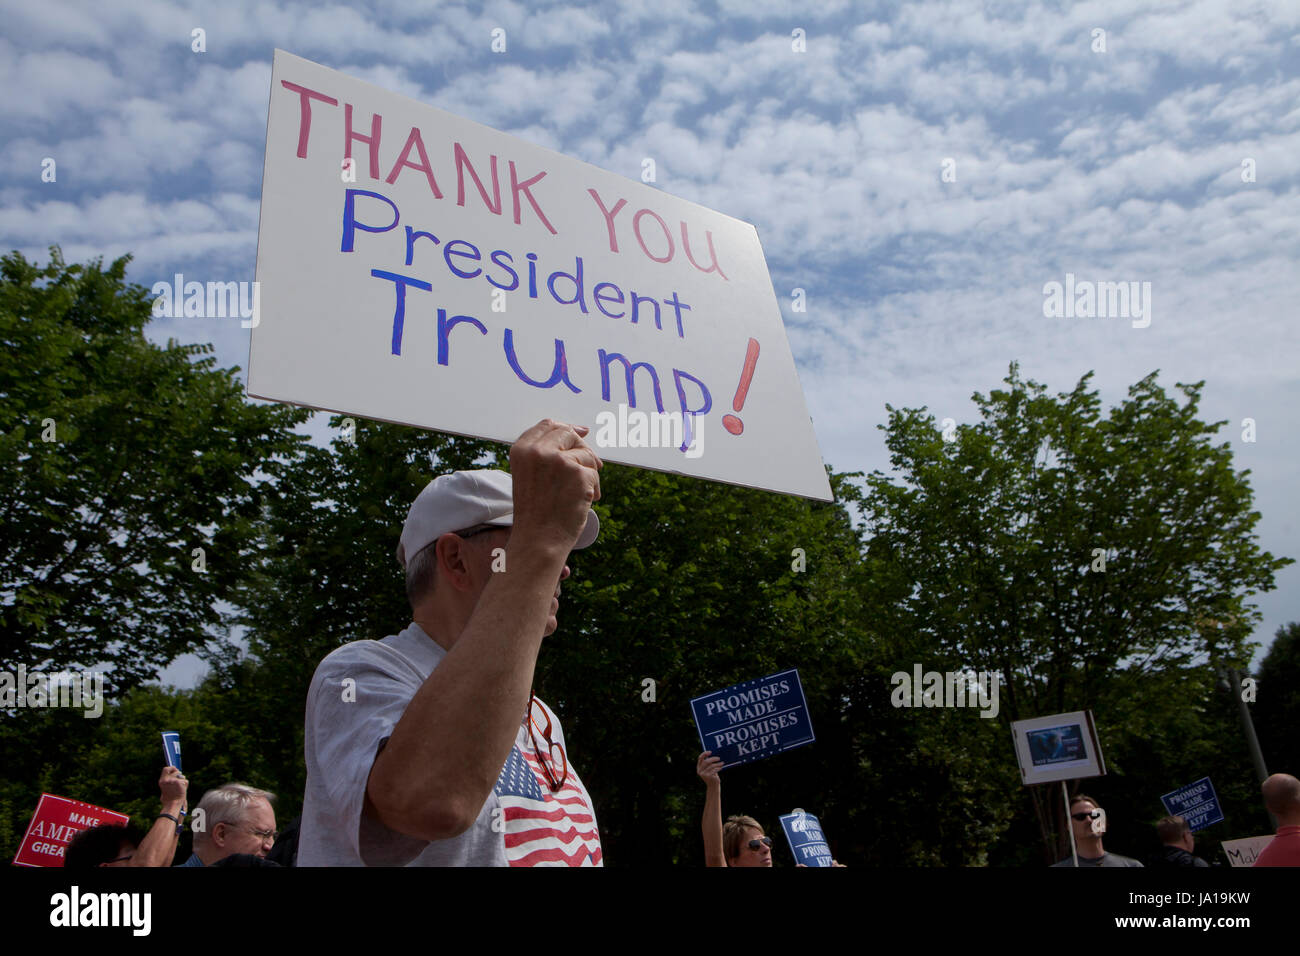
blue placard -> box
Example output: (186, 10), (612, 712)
(779, 810), (833, 867)
(1160, 776), (1224, 832)
(161, 730), (182, 772)
(690, 668), (815, 768)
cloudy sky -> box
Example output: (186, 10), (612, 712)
(3, 0), (1297, 680)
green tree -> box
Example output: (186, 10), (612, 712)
(535, 463), (871, 865)
(0, 248), (310, 693)
(530, 462), (1022, 866)
(860, 363), (1291, 862)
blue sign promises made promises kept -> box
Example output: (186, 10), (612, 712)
(690, 668), (815, 768)
(779, 810), (834, 867)
(1160, 776), (1224, 832)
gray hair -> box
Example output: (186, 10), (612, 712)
(405, 543), (438, 609)
(405, 529), (508, 609)
(193, 782), (275, 844)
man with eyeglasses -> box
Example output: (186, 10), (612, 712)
(1050, 795), (1143, 867)
(177, 782), (277, 866)
(298, 419), (604, 866)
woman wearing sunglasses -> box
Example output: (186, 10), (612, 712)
(697, 751), (773, 866)
(697, 751), (847, 866)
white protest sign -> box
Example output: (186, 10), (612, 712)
(249, 50), (831, 501)
(1221, 835), (1273, 867)
(1009, 710), (1106, 786)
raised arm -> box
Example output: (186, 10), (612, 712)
(698, 751), (726, 867)
(129, 766), (187, 867)
(365, 421), (601, 841)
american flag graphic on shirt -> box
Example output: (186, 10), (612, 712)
(493, 731), (602, 867)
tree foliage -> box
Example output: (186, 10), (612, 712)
(536, 463), (871, 865)
(0, 248), (310, 693)
(2, 258), (1293, 868)
(859, 363), (1291, 860)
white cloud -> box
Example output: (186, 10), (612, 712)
(0, 42), (124, 119)
(4, 0), (1299, 651)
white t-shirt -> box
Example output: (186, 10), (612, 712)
(298, 622), (602, 866)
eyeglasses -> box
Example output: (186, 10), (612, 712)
(747, 837), (773, 851)
(527, 693), (568, 792)
(225, 823), (277, 843)
(1071, 811), (1101, 821)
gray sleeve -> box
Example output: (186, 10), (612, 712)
(305, 644), (432, 866)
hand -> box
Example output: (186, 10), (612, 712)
(158, 765), (187, 805)
(508, 420), (602, 554)
(697, 751), (723, 786)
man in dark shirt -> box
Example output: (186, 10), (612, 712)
(1149, 814), (1211, 867)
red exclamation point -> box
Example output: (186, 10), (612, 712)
(722, 338), (760, 435)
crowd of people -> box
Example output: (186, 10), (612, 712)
(1048, 784), (1300, 868)
(67, 773), (290, 868)
(56, 420), (1300, 868)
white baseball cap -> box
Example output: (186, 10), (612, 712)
(396, 469), (599, 568)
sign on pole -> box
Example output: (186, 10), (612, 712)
(1009, 710), (1106, 786)
(1159, 776), (1224, 832)
(779, 809), (834, 867)
(249, 50), (831, 501)
(12, 794), (130, 868)
(690, 668), (815, 768)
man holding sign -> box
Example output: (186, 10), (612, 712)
(1050, 795), (1143, 867)
(299, 420), (604, 866)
